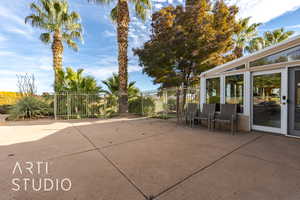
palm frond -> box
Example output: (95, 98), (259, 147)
(40, 33), (51, 44)
(66, 39), (79, 51)
(110, 5), (118, 22)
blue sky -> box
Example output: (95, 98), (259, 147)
(1, 0), (300, 93)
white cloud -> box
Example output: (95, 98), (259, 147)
(0, 34), (7, 42)
(154, 3), (164, 9)
(286, 24), (300, 29)
(103, 30), (116, 37)
(4, 26), (34, 40)
(0, 50), (16, 56)
(230, 0), (300, 23)
(86, 65), (141, 80)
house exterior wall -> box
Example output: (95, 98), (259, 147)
(199, 35), (300, 135)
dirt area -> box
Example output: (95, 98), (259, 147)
(0, 117), (299, 200)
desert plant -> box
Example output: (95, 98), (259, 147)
(0, 105), (13, 114)
(17, 73), (37, 96)
(10, 96), (51, 120)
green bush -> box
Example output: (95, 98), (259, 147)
(0, 104), (12, 114)
(10, 96), (51, 120)
(129, 96), (155, 115)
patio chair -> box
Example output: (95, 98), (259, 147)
(184, 103), (198, 127)
(212, 104), (237, 135)
(193, 104), (216, 130)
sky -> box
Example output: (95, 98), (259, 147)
(1, 0), (300, 93)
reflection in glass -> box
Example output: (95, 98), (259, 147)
(250, 45), (300, 67)
(295, 71), (300, 130)
(225, 64), (245, 72)
(206, 78), (220, 111)
(253, 73), (281, 128)
(225, 75), (244, 113)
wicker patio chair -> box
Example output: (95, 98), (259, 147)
(212, 104), (237, 134)
(184, 103), (198, 127)
(193, 104), (216, 130)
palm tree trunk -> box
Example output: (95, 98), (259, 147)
(52, 30), (64, 92)
(117, 0), (130, 114)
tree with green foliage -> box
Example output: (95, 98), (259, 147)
(88, 0), (151, 114)
(134, 0), (239, 89)
(25, 0), (83, 89)
(246, 28), (294, 53)
(233, 17), (261, 58)
(56, 67), (102, 93)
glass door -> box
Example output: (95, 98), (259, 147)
(288, 67), (300, 136)
(252, 70), (284, 133)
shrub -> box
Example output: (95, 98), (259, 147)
(129, 96), (155, 115)
(10, 96), (51, 120)
(0, 105), (12, 114)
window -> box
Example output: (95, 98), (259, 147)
(225, 74), (244, 113)
(206, 78), (220, 111)
(250, 45), (300, 67)
(225, 64), (245, 72)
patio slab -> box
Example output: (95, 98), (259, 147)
(0, 118), (299, 200)
(0, 126), (94, 162)
(100, 126), (261, 196)
(0, 150), (144, 200)
(237, 134), (300, 171)
(74, 118), (177, 148)
(159, 153), (300, 200)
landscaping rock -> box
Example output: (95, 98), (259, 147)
(0, 114), (9, 123)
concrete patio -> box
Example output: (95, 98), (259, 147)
(0, 118), (299, 200)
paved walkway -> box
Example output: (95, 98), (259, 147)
(0, 118), (299, 200)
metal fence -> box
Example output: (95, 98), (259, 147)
(53, 87), (200, 120)
(54, 92), (109, 120)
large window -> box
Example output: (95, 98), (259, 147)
(250, 45), (300, 67)
(206, 78), (220, 111)
(225, 74), (244, 113)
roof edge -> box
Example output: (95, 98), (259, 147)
(200, 34), (300, 77)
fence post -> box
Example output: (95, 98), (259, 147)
(54, 93), (57, 120)
(67, 92), (70, 120)
(165, 89), (168, 119)
(104, 94), (107, 119)
(141, 92), (144, 116)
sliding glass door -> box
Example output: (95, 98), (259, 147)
(288, 67), (300, 136)
(252, 70), (285, 133)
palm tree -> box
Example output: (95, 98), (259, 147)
(263, 28), (294, 46)
(88, 0), (151, 114)
(102, 73), (139, 114)
(25, 0), (83, 90)
(56, 67), (102, 93)
(233, 17), (261, 58)
(246, 28), (294, 53)
(102, 73), (139, 101)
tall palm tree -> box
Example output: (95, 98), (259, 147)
(88, 0), (151, 114)
(246, 28), (294, 53)
(25, 0), (83, 90)
(233, 17), (261, 58)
